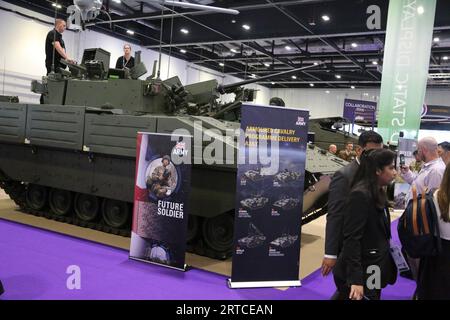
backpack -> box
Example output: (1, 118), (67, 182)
(397, 186), (442, 259)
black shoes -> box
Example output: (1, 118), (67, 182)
(399, 269), (414, 280)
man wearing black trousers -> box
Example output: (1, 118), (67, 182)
(0, 280), (4, 296)
(321, 131), (384, 299)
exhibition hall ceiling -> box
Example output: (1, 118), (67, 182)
(3, 0), (450, 88)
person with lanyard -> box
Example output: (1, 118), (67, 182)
(115, 44), (135, 70)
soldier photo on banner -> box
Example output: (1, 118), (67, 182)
(130, 133), (192, 271)
(146, 155), (177, 199)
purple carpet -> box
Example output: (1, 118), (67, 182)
(0, 218), (415, 300)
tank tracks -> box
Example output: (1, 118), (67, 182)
(0, 180), (131, 237)
(0, 179), (233, 260)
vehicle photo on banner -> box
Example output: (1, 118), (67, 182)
(129, 133), (192, 271)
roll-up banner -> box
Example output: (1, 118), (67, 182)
(377, 0), (437, 144)
(228, 104), (309, 289)
(130, 132), (192, 271)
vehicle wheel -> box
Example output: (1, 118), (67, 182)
(186, 215), (200, 242)
(4, 181), (26, 207)
(25, 184), (48, 211)
(49, 189), (73, 216)
(202, 212), (234, 254)
(102, 199), (129, 229)
(74, 193), (100, 222)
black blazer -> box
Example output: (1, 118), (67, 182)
(325, 160), (359, 256)
(333, 187), (397, 287)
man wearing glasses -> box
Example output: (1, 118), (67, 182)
(115, 44), (135, 69)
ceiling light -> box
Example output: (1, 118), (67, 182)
(180, 49), (187, 54)
(285, 45), (291, 51)
(52, 3), (62, 8)
(417, 6), (424, 15)
(230, 48), (238, 53)
(335, 74), (341, 79)
(364, 93), (369, 96)
(309, 83), (314, 87)
(231, 20), (236, 24)
(444, 56), (449, 61)
(322, 15), (330, 22)
(313, 62), (319, 66)
(434, 37), (440, 42)
(112, 0), (121, 3)
(372, 61), (378, 65)
(180, 28), (189, 34)
(351, 43), (358, 48)
(325, 90), (330, 94)
(264, 63), (270, 67)
(126, 30), (134, 35)
(219, 62), (225, 67)
(242, 24), (250, 30)
(291, 75), (297, 79)
(351, 86), (355, 89)
(271, 82), (275, 85)
(250, 74), (256, 78)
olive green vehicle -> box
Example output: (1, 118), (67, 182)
(0, 48), (348, 259)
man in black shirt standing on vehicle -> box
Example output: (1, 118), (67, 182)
(45, 19), (74, 74)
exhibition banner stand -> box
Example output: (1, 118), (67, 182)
(228, 104), (309, 289)
(130, 132), (192, 271)
(378, 0), (436, 143)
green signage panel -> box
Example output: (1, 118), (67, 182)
(378, 0), (437, 144)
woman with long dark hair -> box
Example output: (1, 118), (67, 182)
(417, 162), (450, 299)
(333, 149), (398, 300)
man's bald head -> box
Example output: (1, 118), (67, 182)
(418, 137), (439, 163)
(55, 19), (66, 33)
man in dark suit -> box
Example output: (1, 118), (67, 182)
(321, 131), (384, 297)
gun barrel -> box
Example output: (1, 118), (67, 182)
(221, 63), (323, 91)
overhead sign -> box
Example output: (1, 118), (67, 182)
(343, 98), (377, 126)
(420, 104), (450, 131)
(377, 0), (437, 144)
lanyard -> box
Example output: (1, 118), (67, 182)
(123, 57), (130, 68)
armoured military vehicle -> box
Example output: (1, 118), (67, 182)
(237, 223), (266, 249)
(270, 233), (298, 249)
(240, 196), (270, 211)
(274, 169), (301, 185)
(242, 169), (264, 182)
(273, 197), (300, 211)
(308, 117), (360, 151)
(0, 48), (347, 259)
